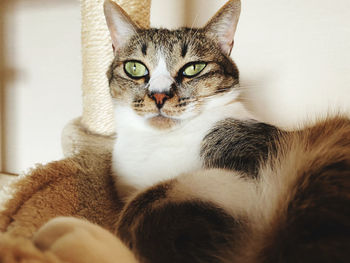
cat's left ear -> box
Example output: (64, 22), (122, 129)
(104, 0), (139, 53)
(204, 0), (241, 56)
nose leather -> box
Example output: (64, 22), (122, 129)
(150, 93), (170, 108)
(153, 93), (167, 104)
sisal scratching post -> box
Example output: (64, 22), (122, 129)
(62, 0), (151, 156)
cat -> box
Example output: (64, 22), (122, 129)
(33, 0), (350, 262)
(106, 0), (257, 197)
(104, 0), (350, 262)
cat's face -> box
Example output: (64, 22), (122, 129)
(105, 0), (241, 129)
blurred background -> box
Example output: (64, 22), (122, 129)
(0, 0), (350, 175)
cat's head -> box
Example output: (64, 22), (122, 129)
(104, 0), (241, 130)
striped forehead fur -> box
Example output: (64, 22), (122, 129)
(116, 27), (230, 65)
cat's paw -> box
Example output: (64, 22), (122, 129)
(34, 217), (137, 263)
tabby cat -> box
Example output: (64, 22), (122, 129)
(107, 0), (254, 197)
(104, 0), (349, 262)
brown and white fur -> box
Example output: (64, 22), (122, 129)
(34, 0), (350, 262)
(115, 116), (350, 263)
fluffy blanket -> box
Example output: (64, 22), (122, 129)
(0, 126), (135, 262)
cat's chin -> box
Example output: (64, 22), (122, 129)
(147, 115), (180, 130)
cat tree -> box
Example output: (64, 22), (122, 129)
(0, 0), (151, 241)
(62, 0), (151, 155)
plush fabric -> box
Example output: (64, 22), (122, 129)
(0, 150), (120, 238)
(0, 129), (126, 261)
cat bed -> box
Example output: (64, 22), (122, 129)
(0, 0), (150, 261)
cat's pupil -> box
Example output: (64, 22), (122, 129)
(132, 64), (137, 72)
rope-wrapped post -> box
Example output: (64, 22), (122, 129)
(80, 0), (151, 135)
(62, 0), (151, 155)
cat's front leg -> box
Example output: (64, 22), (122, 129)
(201, 118), (282, 177)
(34, 217), (137, 263)
(117, 169), (257, 263)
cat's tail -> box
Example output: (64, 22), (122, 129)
(242, 117), (350, 263)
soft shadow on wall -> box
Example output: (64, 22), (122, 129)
(0, 0), (8, 173)
(1, 0), (82, 174)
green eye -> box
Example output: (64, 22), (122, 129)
(183, 62), (207, 77)
(124, 61), (148, 78)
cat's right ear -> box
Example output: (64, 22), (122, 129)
(204, 0), (241, 56)
(104, 0), (138, 53)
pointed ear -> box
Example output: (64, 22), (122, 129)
(204, 0), (241, 56)
(104, 0), (138, 52)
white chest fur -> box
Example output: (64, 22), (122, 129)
(112, 99), (252, 192)
(113, 118), (204, 190)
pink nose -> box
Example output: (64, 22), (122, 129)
(151, 93), (169, 108)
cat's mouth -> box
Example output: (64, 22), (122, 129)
(147, 113), (180, 130)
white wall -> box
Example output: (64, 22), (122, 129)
(2, 0), (350, 174)
(236, 0), (350, 128)
(2, 1), (82, 174)
(151, 0), (187, 28)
